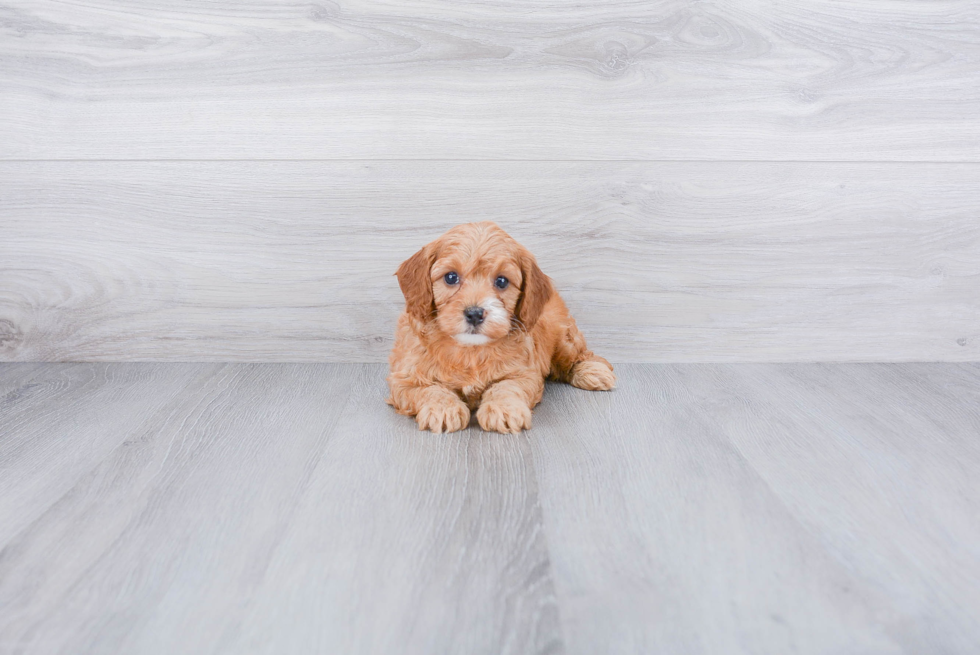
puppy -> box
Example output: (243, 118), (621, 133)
(387, 222), (615, 433)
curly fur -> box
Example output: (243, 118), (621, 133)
(387, 222), (615, 433)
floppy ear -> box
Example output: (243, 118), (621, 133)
(396, 246), (436, 321)
(515, 250), (554, 331)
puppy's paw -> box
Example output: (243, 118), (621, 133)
(570, 360), (616, 391)
(416, 393), (470, 433)
(477, 398), (532, 434)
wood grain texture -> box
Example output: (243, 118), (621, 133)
(0, 363), (216, 545)
(529, 363), (980, 654)
(2, 363), (979, 653)
(1, 161), (978, 362)
(0, 363), (561, 655)
(227, 367), (560, 655)
(1, 0), (978, 160)
(715, 363), (980, 652)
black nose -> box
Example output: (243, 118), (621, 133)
(464, 306), (485, 326)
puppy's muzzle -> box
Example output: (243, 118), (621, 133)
(463, 306), (485, 327)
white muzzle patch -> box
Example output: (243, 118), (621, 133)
(454, 333), (490, 346)
(454, 298), (507, 346)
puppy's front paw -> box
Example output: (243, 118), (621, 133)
(570, 360), (616, 391)
(416, 394), (470, 433)
(477, 398), (532, 434)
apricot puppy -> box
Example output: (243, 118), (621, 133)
(387, 222), (615, 434)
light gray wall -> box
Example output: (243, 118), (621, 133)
(1, 0), (978, 362)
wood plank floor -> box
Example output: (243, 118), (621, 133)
(2, 363), (978, 654)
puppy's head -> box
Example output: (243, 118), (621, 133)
(396, 222), (553, 346)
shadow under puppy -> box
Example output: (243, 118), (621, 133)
(387, 222), (615, 433)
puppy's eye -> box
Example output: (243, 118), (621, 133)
(494, 276), (509, 290)
(444, 271), (459, 285)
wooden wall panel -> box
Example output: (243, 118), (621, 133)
(2, 161), (977, 362)
(1, 0), (978, 160)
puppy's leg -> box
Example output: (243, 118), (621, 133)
(568, 358), (616, 391)
(551, 321), (616, 391)
(388, 379), (470, 433)
(477, 375), (544, 434)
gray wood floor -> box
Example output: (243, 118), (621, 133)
(2, 362), (978, 654)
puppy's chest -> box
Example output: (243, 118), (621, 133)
(441, 368), (503, 409)
(460, 384), (486, 410)
(431, 338), (537, 407)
